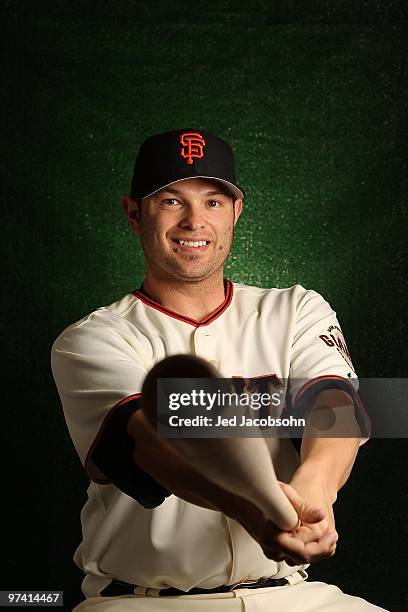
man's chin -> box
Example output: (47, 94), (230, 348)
(175, 271), (214, 282)
(170, 265), (220, 282)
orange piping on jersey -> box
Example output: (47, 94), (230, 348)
(84, 393), (142, 484)
(293, 374), (371, 443)
(132, 279), (234, 327)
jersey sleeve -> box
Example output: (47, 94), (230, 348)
(289, 288), (370, 444)
(51, 311), (171, 508)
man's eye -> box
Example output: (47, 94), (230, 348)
(207, 200), (221, 208)
(162, 198), (179, 206)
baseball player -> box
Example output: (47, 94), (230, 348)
(51, 129), (386, 611)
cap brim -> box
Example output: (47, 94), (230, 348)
(142, 176), (245, 200)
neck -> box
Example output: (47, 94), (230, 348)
(143, 270), (227, 321)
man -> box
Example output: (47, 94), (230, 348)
(52, 129), (385, 611)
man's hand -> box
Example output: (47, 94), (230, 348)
(231, 481), (338, 566)
(279, 480), (338, 564)
(288, 471), (337, 538)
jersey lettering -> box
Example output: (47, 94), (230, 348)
(319, 333), (354, 371)
(231, 374), (284, 426)
(231, 374), (283, 395)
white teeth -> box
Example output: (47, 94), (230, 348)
(177, 240), (207, 247)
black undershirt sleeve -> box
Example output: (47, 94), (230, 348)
(89, 397), (172, 509)
(288, 377), (370, 454)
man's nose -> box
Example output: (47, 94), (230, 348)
(179, 206), (207, 231)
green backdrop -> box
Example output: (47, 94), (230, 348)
(2, 2), (407, 610)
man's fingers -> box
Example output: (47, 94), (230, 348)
(301, 532), (338, 563)
(279, 482), (326, 525)
(272, 532), (311, 560)
(318, 530), (338, 549)
(262, 529), (338, 564)
(291, 519), (333, 544)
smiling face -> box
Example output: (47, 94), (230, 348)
(122, 178), (243, 284)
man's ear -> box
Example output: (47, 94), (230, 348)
(233, 198), (243, 225)
(121, 195), (141, 235)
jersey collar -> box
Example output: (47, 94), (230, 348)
(132, 279), (233, 327)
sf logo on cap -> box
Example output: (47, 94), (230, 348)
(180, 132), (206, 165)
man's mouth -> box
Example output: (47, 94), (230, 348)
(172, 239), (210, 249)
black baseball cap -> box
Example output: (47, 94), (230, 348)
(131, 129), (245, 200)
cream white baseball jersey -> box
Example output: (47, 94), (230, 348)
(51, 281), (369, 598)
